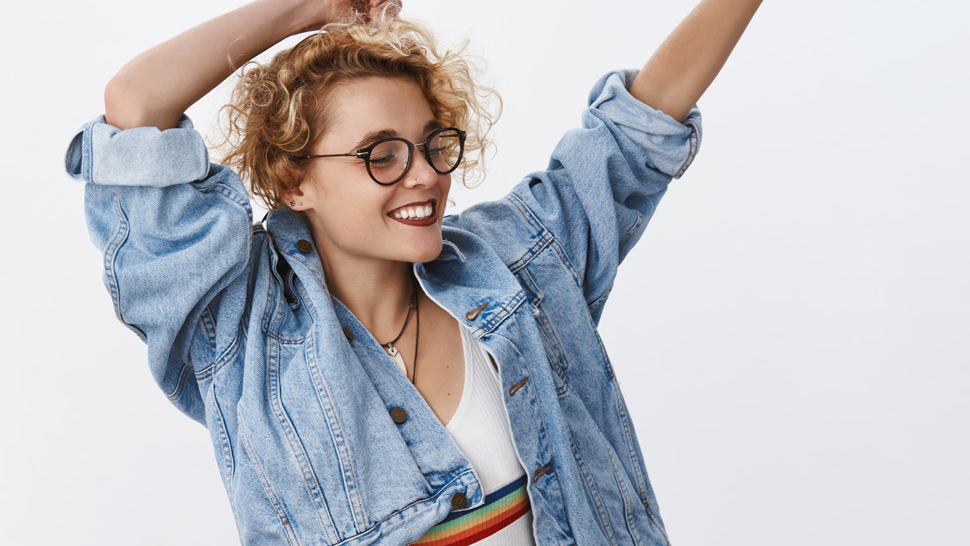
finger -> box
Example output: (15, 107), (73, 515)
(350, 0), (370, 17)
(371, 0), (402, 19)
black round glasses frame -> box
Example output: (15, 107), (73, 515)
(296, 127), (467, 186)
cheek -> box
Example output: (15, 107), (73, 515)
(440, 175), (453, 214)
(314, 167), (379, 211)
(312, 176), (387, 234)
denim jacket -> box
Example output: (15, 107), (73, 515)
(65, 70), (701, 546)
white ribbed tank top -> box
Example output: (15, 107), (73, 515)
(433, 323), (536, 545)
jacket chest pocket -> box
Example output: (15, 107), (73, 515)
(262, 253), (311, 343)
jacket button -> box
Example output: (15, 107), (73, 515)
(451, 492), (467, 509)
(342, 327), (354, 341)
(465, 304), (486, 321)
(297, 239), (313, 253)
(389, 407), (408, 424)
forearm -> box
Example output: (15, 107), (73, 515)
(629, 0), (762, 123)
(104, 0), (328, 130)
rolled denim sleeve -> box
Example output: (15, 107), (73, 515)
(66, 116), (252, 422)
(512, 69), (701, 316)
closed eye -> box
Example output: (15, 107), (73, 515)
(369, 153), (397, 166)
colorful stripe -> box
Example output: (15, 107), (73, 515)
(413, 475), (531, 545)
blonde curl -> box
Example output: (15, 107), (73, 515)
(218, 14), (501, 211)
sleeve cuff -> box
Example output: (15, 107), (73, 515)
(586, 69), (702, 179)
(64, 114), (210, 186)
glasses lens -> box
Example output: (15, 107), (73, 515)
(368, 139), (411, 184)
(427, 129), (464, 174)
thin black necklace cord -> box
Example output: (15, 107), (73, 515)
(378, 279), (418, 384)
(412, 286), (420, 385)
(383, 281), (416, 348)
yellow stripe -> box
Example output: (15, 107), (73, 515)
(417, 486), (527, 540)
(416, 501), (524, 545)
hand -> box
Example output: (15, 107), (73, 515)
(356, 0), (403, 19)
(322, 0), (402, 24)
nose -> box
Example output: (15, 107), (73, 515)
(401, 145), (440, 189)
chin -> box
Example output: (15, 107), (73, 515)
(405, 239), (444, 264)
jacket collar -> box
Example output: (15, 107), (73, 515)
(264, 209), (314, 256)
(416, 226), (525, 338)
(264, 209), (524, 334)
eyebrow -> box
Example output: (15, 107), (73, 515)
(351, 120), (444, 151)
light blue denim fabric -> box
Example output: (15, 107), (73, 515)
(65, 69), (701, 546)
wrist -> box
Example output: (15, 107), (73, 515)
(277, 0), (333, 35)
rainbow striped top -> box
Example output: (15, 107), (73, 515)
(412, 475), (531, 545)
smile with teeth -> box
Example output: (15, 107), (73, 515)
(390, 202), (435, 220)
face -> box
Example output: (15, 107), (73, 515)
(287, 77), (453, 269)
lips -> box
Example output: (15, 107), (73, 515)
(388, 199), (436, 222)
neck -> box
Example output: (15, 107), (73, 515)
(319, 249), (414, 343)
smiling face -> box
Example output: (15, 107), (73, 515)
(286, 76), (453, 270)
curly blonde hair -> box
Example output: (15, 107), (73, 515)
(219, 14), (499, 211)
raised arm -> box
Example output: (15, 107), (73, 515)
(630, 0), (763, 122)
(104, 0), (399, 130)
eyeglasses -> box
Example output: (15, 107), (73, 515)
(297, 127), (467, 186)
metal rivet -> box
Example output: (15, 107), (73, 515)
(297, 239), (312, 253)
(389, 407), (408, 425)
(342, 327), (354, 341)
(451, 492), (467, 510)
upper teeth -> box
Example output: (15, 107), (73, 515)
(392, 204), (434, 220)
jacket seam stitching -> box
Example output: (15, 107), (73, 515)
(612, 384), (651, 510)
(305, 328), (367, 533)
(518, 267), (569, 396)
(267, 337), (341, 543)
(619, 210), (644, 243)
(239, 426), (302, 546)
(262, 249), (307, 344)
(608, 448), (643, 546)
(106, 188), (147, 338)
(506, 193), (583, 287)
(569, 440), (619, 544)
(476, 291), (526, 336)
(508, 230), (555, 274)
(194, 330), (241, 380)
(588, 284), (614, 313)
(208, 386), (235, 498)
(673, 121), (699, 179)
(166, 363), (192, 401)
(328, 469), (479, 546)
(197, 181), (251, 210)
(200, 306), (217, 351)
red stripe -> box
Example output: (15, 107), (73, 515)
(451, 502), (530, 546)
(419, 501), (530, 546)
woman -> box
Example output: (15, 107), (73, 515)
(65, 0), (761, 544)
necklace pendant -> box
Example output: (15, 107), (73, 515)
(384, 344), (408, 376)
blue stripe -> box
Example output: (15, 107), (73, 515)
(438, 474), (528, 524)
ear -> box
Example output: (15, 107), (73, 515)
(278, 165), (310, 211)
(281, 185), (305, 211)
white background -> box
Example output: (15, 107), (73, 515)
(2, 0), (968, 544)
